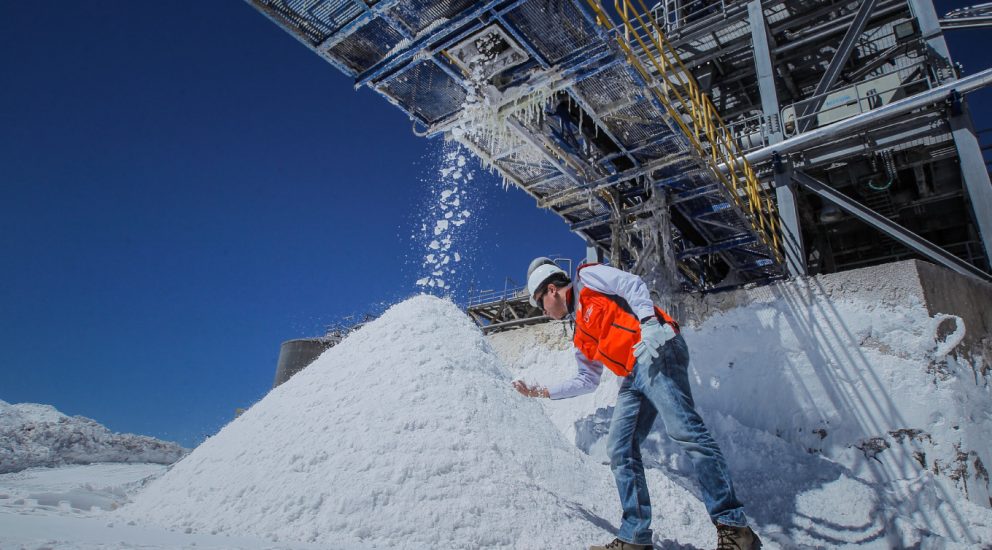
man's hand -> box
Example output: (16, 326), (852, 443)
(633, 317), (676, 365)
(512, 380), (550, 398)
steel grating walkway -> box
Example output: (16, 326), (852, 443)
(246, 0), (786, 290)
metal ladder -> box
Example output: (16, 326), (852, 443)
(584, 0), (784, 266)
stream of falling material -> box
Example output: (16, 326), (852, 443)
(413, 140), (476, 296)
(413, 55), (563, 297)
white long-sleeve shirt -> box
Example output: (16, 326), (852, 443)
(547, 264), (656, 400)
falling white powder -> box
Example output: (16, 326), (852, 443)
(412, 141), (480, 296)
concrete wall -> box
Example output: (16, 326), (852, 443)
(915, 261), (992, 366)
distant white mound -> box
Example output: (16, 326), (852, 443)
(120, 295), (618, 548)
(0, 401), (187, 474)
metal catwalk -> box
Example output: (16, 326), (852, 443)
(247, 0), (787, 292)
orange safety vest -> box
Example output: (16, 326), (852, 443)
(573, 266), (679, 377)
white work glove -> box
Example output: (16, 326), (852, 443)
(633, 317), (676, 365)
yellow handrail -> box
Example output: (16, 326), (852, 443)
(585, 0), (782, 264)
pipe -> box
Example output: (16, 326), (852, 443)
(718, 68), (992, 170)
(775, 3), (905, 56)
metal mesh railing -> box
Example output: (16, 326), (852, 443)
(504, 0), (600, 65)
(378, 61), (468, 124)
(327, 16), (405, 74)
(255, 0), (364, 46)
(467, 285), (529, 308)
(584, 0), (783, 265)
(387, 0), (479, 35)
(656, 0), (729, 35)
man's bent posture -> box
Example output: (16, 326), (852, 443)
(513, 258), (761, 550)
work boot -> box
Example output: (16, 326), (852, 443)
(589, 538), (652, 550)
(716, 524), (762, 549)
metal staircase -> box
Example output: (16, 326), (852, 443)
(584, 0), (783, 269)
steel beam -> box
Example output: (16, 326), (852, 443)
(673, 1), (906, 74)
(773, 155), (807, 277)
(949, 97), (992, 264)
(677, 234), (758, 259)
(908, 0), (953, 69)
(910, 0), (992, 262)
(674, 183), (720, 202)
(791, 170), (992, 283)
(941, 3), (992, 28)
(719, 68), (992, 168)
(424, 50), (616, 137)
(909, 0), (992, 263)
(688, 202), (732, 218)
(797, 0), (878, 134)
(939, 1), (992, 30)
(939, 17), (992, 30)
(538, 152), (693, 207)
(749, 0), (805, 277)
(505, 118), (615, 218)
(356, 0), (522, 87)
(773, 1), (904, 57)
(480, 315), (549, 334)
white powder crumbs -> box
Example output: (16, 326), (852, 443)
(414, 141), (478, 294)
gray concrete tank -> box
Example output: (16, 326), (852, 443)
(272, 338), (336, 388)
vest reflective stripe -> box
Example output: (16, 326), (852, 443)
(572, 277), (679, 378)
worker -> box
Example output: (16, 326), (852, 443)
(512, 258), (761, 550)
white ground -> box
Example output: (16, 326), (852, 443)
(494, 275), (992, 548)
(1, 281), (990, 549)
(0, 463), (324, 549)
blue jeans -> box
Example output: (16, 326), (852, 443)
(607, 333), (747, 545)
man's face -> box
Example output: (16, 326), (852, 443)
(539, 283), (568, 320)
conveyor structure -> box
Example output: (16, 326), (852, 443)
(246, 0), (992, 326)
(246, 0), (788, 293)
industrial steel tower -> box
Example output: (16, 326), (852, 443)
(245, 0), (992, 328)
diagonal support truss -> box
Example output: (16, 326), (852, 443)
(791, 170), (992, 283)
(797, 0), (878, 133)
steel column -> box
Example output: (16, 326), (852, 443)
(773, 155), (807, 277)
(949, 99), (992, 263)
(908, 0), (953, 72)
(749, 0), (805, 277)
(909, 0), (992, 264)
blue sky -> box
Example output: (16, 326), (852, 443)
(1, 2), (988, 448)
(0, 2), (581, 447)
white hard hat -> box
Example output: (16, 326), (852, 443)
(526, 257), (566, 307)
